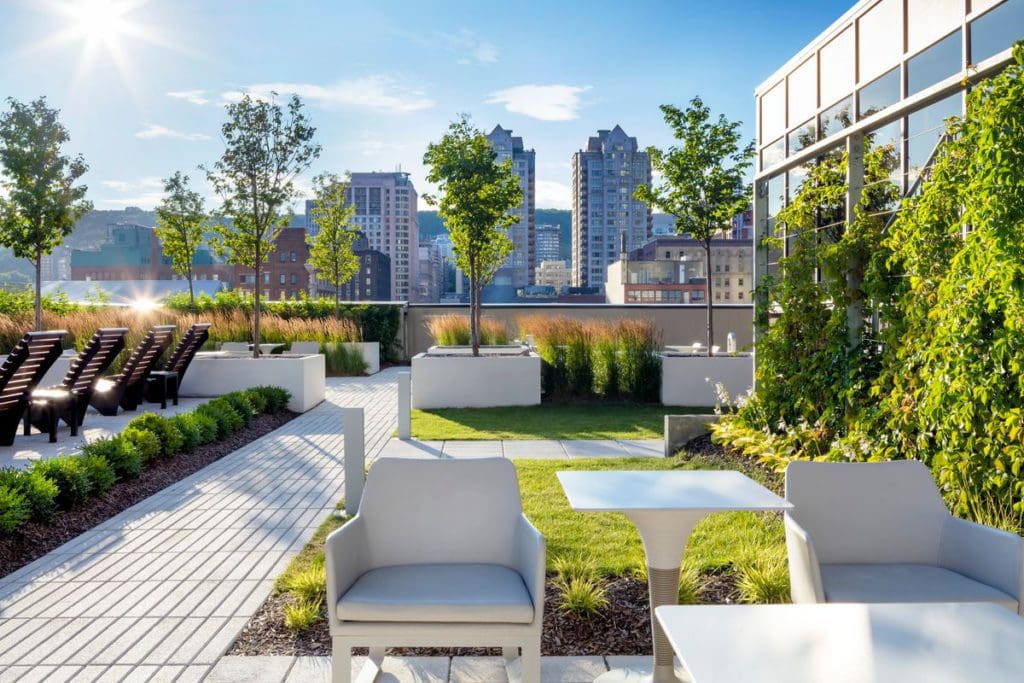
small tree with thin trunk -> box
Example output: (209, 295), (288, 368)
(204, 93), (320, 357)
(635, 97), (754, 356)
(423, 116), (521, 356)
(0, 97), (91, 330)
(154, 171), (206, 311)
(307, 173), (360, 317)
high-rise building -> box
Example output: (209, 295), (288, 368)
(415, 242), (443, 303)
(322, 233), (390, 302)
(535, 223), (561, 264)
(314, 172), (418, 302)
(571, 125), (652, 290)
(485, 125), (535, 287)
(535, 260), (571, 292)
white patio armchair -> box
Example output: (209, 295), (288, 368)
(325, 457), (545, 683)
(785, 460), (1024, 614)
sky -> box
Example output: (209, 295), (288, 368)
(0, 0), (853, 212)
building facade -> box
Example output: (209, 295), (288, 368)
(753, 0), (1023, 292)
(486, 126), (536, 287)
(323, 233), (391, 302)
(234, 227), (311, 301)
(534, 260), (571, 291)
(571, 125), (652, 290)
(534, 223), (561, 264)
(414, 242), (443, 303)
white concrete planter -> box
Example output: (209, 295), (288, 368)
(180, 353), (326, 413)
(326, 341), (380, 375)
(412, 348), (541, 409)
(660, 353), (753, 408)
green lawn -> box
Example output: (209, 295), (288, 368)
(411, 404), (711, 441)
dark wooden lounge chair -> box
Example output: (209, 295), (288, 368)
(145, 322), (211, 409)
(26, 328), (128, 442)
(89, 325), (176, 416)
(0, 331), (67, 447)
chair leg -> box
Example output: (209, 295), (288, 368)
(160, 379), (167, 410)
(23, 405), (31, 436)
(331, 638), (353, 683)
(171, 376), (179, 406)
(518, 640), (541, 683)
(69, 398), (79, 437)
(47, 406), (58, 444)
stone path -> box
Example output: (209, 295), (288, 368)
(0, 370), (400, 682)
(379, 438), (664, 459)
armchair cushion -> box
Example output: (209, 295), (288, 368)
(820, 563), (1019, 612)
(336, 563), (534, 624)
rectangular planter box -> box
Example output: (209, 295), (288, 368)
(180, 353), (326, 413)
(412, 348), (541, 409)
(661, 353), (753, 408)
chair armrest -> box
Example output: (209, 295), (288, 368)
(939, 516), (1024, 612)
(785, 513), (825, 603)
(324, 515), (370, 628)
(512, 514), (546, 624)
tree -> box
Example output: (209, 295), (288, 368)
(307, 173), (360, 317)
(154, 172), (206, 311)
(423, 116), (521, 356)
(204, 93), (320, 357)
(0, 97), (91, 330)
(635, 97), (754, 356)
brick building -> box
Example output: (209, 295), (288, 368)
(234, 227), (312, 301)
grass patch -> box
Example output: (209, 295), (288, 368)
(274, 507), (349, 595)
(411, 404), (711, 441)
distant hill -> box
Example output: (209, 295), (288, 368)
(419, 209), (573, 262)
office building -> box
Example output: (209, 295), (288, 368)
(571, 125), (652, 290)
(535, 260), (571, 291)
(234, 227), (310, 301)
(322, 232), (390, 302)
(535, 224), (561, 264)
(486, 125), (536, 287)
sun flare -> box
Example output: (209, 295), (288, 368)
(67, 0), (131, 44)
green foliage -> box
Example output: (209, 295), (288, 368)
(243, 388), (268, 415)
(126, 413), (184, 458)
(281, 560), (327, 604)
(168, 414), (202, 452)
(200, 398), (244, 436)
(0, 486), (29, 533)
(0, 97), (92, 329)
(191, 412), (220, 445)
(423, 116), (522, 354)
(0, 468), (58, 522)
(122, 427), (162, 463)
(81, 436), (143, 479)
(636, 97), (754, 352)
(32, 456), (92, 509)
(307, 174), (360, 315)
(553, 576), (609, 617)
(425, 314), (509, 346)
(78, 454), (116, 496)
(253, 385), (290, 413)
(205, 93), (320, 354)
(154, 172), (206, 310)
(0, 287), (79, 317)
(222, 392), (255, 427)
(552, 552), (601, 583)
(283, 598), (323, 630)
(737, 551), (791, 604)
(323, 343), (368, 376)
(677, 567), (705, 605)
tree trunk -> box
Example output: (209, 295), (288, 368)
(335, 285), (340, 319)
(470, 256), (480, 357)
(253, 240), (261, 358)
(705, 242), (714, 357)
(34, 249), (42, 332)
(187, 272), (195, 312)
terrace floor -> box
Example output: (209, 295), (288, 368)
(379, 437), (663, 459)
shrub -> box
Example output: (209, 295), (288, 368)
(283, 598), (322, 630)
(253, 386), (290, 413)
(0, 486), (30, 533)
(0, 469), (58, 522)
(554, 576), (609, 617)
(78, 454), (116, 496)
(32, 457), (92, 509)
(122, 427), (161, 463)
(324, 343), (368, 376)
(81, 436), (142, 479)
(222, 392), (255, 427)
(243, 389), (268, 415)
(126, 413), (184, 458)
(191, 412), (219, 444)
(169, 414), (202, 452)
(737, 553), (790, 604)
(199, 399), (243, 437)
(281, 561), (327, 604)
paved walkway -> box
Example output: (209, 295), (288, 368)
(380, 438), (664, 459)
(0, 370), (401, 682)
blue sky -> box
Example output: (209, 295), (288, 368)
(1, 0), (852, 211)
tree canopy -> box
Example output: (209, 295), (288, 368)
(307, 173), (360, 316)
(154, 171), (206, 310)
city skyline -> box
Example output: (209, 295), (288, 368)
(0, 0), (852, 211)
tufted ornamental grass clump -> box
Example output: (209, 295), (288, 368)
(426, 314), (510, 347)
(737, 551), (791, 604)
(551, 550), (610, 617)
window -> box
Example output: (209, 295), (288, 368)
(820, 96), (853, 139)
(279, 252), (286, 263)
(290, 273), (298, 285)
(788, 120), (816, 154)
(971, 0), (1024, 64)
(738, 291), (744, 300)
(907, 0), (962, 55)
(907, 92), (962, 179)
(290, 250), (297, 262)
(725, 264), (731, 272)
(907, 30), (962, 96)
(819, 26), (855, 107)
(858, 67), (901, 119)
(761, 137), (785, 170)
(760, 82), (786, 142)
(787, 56), (817, 128)
(739, 278), (745, 287)
(665, 251), (671, 259)
(263, 273), (270, 284)
(715, 265), (721, 273)
(725, 292), (731, 300)
(279, 274), (286, 285)
(858, 0), (903, 83)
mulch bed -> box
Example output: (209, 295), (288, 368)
(229, 434), (757, 658)
(0, 410), (296, 579)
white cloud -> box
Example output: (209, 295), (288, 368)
(135, 124), (211, 141)
(166, 89), (209, 105)
(223, 76), (435, 113)
(97, 177), (167, 209)
(439, 30), (498, 65)
(485, 84), (590, 121)
(536, 180), (571, 210)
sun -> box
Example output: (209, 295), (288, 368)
(66, 0), (132, 45)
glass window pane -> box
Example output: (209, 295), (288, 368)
(972, 0), (1005, 13)
(867, 120), (904, 198)
(858, 0), (904, 83)
(761, 82), (786, 143)
(788, 57), (818, 127)
(907, 92), (961, 180)
(788, 120), (817, 154)
(908, 0), (964, 55)
(858, 67), (901, 118)
(907, 29), (962, 95)
(761, 137), (785, 171)
(820, 96), (854, 138)
(971, 0), (1024, 63)
(820, 27), (855, 106)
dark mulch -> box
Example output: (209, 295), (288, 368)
(229, 434), (753, 658)
(0, 409), (296, 579)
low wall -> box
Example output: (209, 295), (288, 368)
(404, 304), (753, 359)
(661, 353), (753, 407)
(411, 351), (541, 409)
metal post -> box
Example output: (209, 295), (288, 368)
(751, 179), (769, 389)
(397, 371), (411, 440)
(343, 408), (365, 516)
(846, 132), (865, 348)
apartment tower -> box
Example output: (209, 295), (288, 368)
(485, 125), (536, 287)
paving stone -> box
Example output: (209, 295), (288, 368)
(377, 656), (450, 682)
(450, 656), (508, 682)
(617, 439), (665, 458)
(541, 656), (608, 682)
(284, 655), (332, 682)
(502, 440), (567, 459)
(441, 441), (505, 458)
(206, 655), (294, 682)
(562, 440), (629, 458)
(378, 438), (444, 458)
